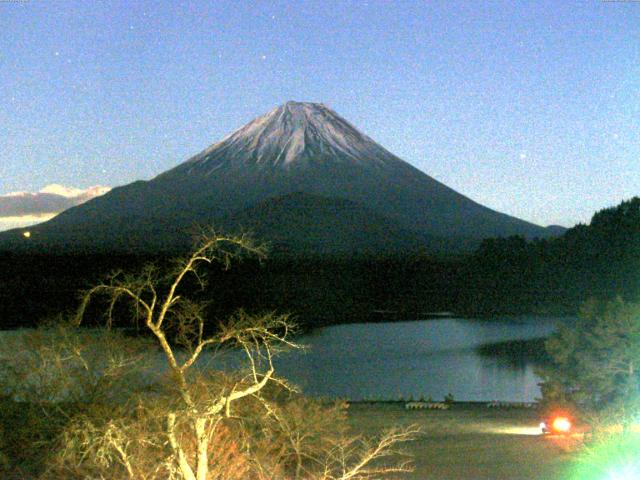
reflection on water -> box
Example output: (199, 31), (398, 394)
(0, 317), (566, 403)
(260, 317), (562, 402)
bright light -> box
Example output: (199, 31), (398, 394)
(552, 417), (571, 433)
(605, 464), (640, 480)
(480, 425), (542, 436)
(567, 432), (640, 480)
(492, 426), (542, 436)
(22, 231), (31, 238)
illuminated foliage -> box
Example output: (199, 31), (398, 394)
(539, 297), (640, 430)
(569, 433), (640, 480)
(0, 233), (418, 479)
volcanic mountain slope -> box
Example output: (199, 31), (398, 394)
(0, 101), (559, 253)
(221, 192), (440, 255)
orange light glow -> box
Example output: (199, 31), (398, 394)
(552, 417), (571, 433)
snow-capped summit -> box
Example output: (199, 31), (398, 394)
(176, 101), (399, 175)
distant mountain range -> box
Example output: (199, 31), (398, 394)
(0, 101), (563, 254)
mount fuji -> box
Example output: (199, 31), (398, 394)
(0, 101), (559, 254)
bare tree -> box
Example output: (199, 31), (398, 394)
(74, 233), (303, 480)
(0, 322), (154, 478)
(2, 233), (419, 479)
(321, 426), (420, 480)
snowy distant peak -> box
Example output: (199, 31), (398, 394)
(0, 184), (111, 230)
(40, 184), (111, 198)
(181, 101), (402, 174)
(1, 184), (111, 200)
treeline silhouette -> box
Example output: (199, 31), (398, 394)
(465, 197), (640, 315)
(1, 197), (637, 330)
(0, 252), (464, 330)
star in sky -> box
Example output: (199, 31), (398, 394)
(1, 0), (638, 228)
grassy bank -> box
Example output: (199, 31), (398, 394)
(346, 403), (576, 480)
(1, 397), (581, 479)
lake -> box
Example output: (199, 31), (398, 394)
(247, 317), (562, 403)
(0, 316), (564, 403)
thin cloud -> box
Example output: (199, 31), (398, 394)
(0, 184), (110, 231)
(0, 214), (58, 231)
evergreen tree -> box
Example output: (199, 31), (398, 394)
(539, 297), (640, 430)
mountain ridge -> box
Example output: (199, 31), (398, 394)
(0, 101), (562, 254)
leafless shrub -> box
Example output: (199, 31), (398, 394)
(1, 233), (419, 480)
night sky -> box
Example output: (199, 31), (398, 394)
(1, 0), (638, 229)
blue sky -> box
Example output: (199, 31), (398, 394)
(1, 0), (638, 227)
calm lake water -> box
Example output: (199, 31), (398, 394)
(1, 317), (564, 403)
(251, 317), (562, 403)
